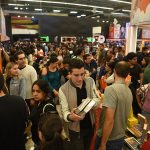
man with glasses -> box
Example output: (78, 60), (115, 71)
(59, 58), (100, 150)
(14, 50), (37, 109)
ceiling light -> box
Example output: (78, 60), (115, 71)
(20, 8), (23, 10)
(81, 14), (86, 17)
(34, 8), (42, 11)
(122, 9), (131, 12)
(92, 17), (95, 19)
(32, 16), (35, 18)
(111, 12), (124, 15)
(102, 20), (105, 22)
(70, 11), (78, 14)
(96, 16), (100, 18)
(18, 15), (21, 18)
(25, 16), (27, 18)
(106, 21), (109, 23)
(96, 10), (103, 13)
(109, 0), (131, 4)
(26, 8), (28, 10)
(14, 7), (18, 10)
(53, 10), (61, 13)
(18, 0), (114, 10)
(97, 20), (100, 22)
(8, 3), (25, 6)
(77, 16), (81, 18)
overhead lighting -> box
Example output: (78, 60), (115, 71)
(26, 8), (28, 10)
(77, 16), (81, 18)
(34, 8), (42, 11)
(70, 11), (78, 14)
(32, 16), (35, 18)
(25, 16), (27, 18)
(106, 21), (109, 23)
(102, 20), (105, 22)
(81, 14), (86, 17)
(111, 12), (124, 15)
(8, 3), (25, 6)
(97, 20), (100, 22)
(18, 0), (114, 10)
(20, 8), (23, 10)
(109, 0), (131, 4)
(53, 10), (61, 13)
(122, 9), (131, 12)
(18, 15), (21, 18)
(96, 16), (100, 18)
(14, 7), (18, 10)
(96, 10), (103, 13)
(91, 17), (95, 19)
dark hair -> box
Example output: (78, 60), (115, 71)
(115, 61), (130, 78)
(69, 58), (84, 72)
(14, 50), (25, 60)
(0, 73), (4, 91)
(142, 47), (148, 52)
(83, 54), (91, 60)
(38, 113), (64, 150)
(106, 61), (116, 71)
(126, 52), (137, 61)
(32, 79), (50, 97)
(143, 57), (150, 66)
(47, 56), (58, 66)
(75, 47), (84, 56)
(62, 57), (70, 65)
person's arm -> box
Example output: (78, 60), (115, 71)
(3, 49), (10, 62)
(59, 88), (83, 122)
(139, 72), (143, 87)
(99, 107), (115, 150)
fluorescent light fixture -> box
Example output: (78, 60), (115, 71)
(18, 15), (21, 18)
(109, 0), (131, 4)
(34, 8), (42, 11)
(53, 10), (61, 13)
(26, 8), (28, 10)
(18, 0), (114, 10)
(14, 7), (18, 10)
(77, 16), (81, 18)
(25, 16), (27, 18)
(20, 8), (23, 10)
(102, 20), (105, 22)
(96, 16), (100, 18)
(8, 3), (25, 6)
(111, 12), (124, 15)
(92, 17), (95, 19)
(122, 9), (131, 12)
(32, 16), (35, 18)
(106, 21), (109, 23)
(97, 20), (100, 22)
(81, 14), (86, 17)
(96, 10), (103, 13)
(70, 11), (78, 14)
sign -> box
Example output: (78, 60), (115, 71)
(39, 36), (49, 42)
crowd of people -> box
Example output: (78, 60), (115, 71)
(0, 40), (150, 150)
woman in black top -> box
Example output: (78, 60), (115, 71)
(30, 79), (57, 147)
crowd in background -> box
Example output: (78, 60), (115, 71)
(0, 40), (150, 150)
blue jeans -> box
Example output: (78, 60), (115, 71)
(95, 135), (124, 150)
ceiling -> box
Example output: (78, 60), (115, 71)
(0, 0), (132, 23)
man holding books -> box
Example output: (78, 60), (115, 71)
(59, 58), (100, 150)
(95, 61), (133, 150)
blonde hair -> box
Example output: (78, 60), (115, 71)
(6, 61), (18, 78)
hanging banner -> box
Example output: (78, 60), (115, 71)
(131, 0), (150, 25)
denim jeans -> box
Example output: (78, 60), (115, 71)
(95, 135), (124, 150)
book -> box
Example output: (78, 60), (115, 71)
(74, 98), (96, 116)
(125, 137), (141, 150)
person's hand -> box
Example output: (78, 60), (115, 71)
(53, 89), (59, 97)
(98, 144), (106, 150)
(68, 108), (85, 122)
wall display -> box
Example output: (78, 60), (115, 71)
(39, 35), (50, 42)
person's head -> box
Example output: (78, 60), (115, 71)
(6, 61), (19, 77)
(142, 47), (149, 55)
(0, 73), (4, 92)
(126, 52), (137, 65)
(83, 54), (92, 64)
(47, 56), (58, 69)
(92, 52), (97, 59)
(32, 79), (50, 102)
(62, 57), (70, 70)
(114, 61), (130, 78)
(105, 61), (115, 73)
(69, 59), (85, 87)
(14, 50), (26, 68)
(141, 57), (150, 67)
(38, 113), (64, 150)
(75, 47), (84, 57)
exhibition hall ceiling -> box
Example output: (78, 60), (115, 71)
(1, 0), (131, 22)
